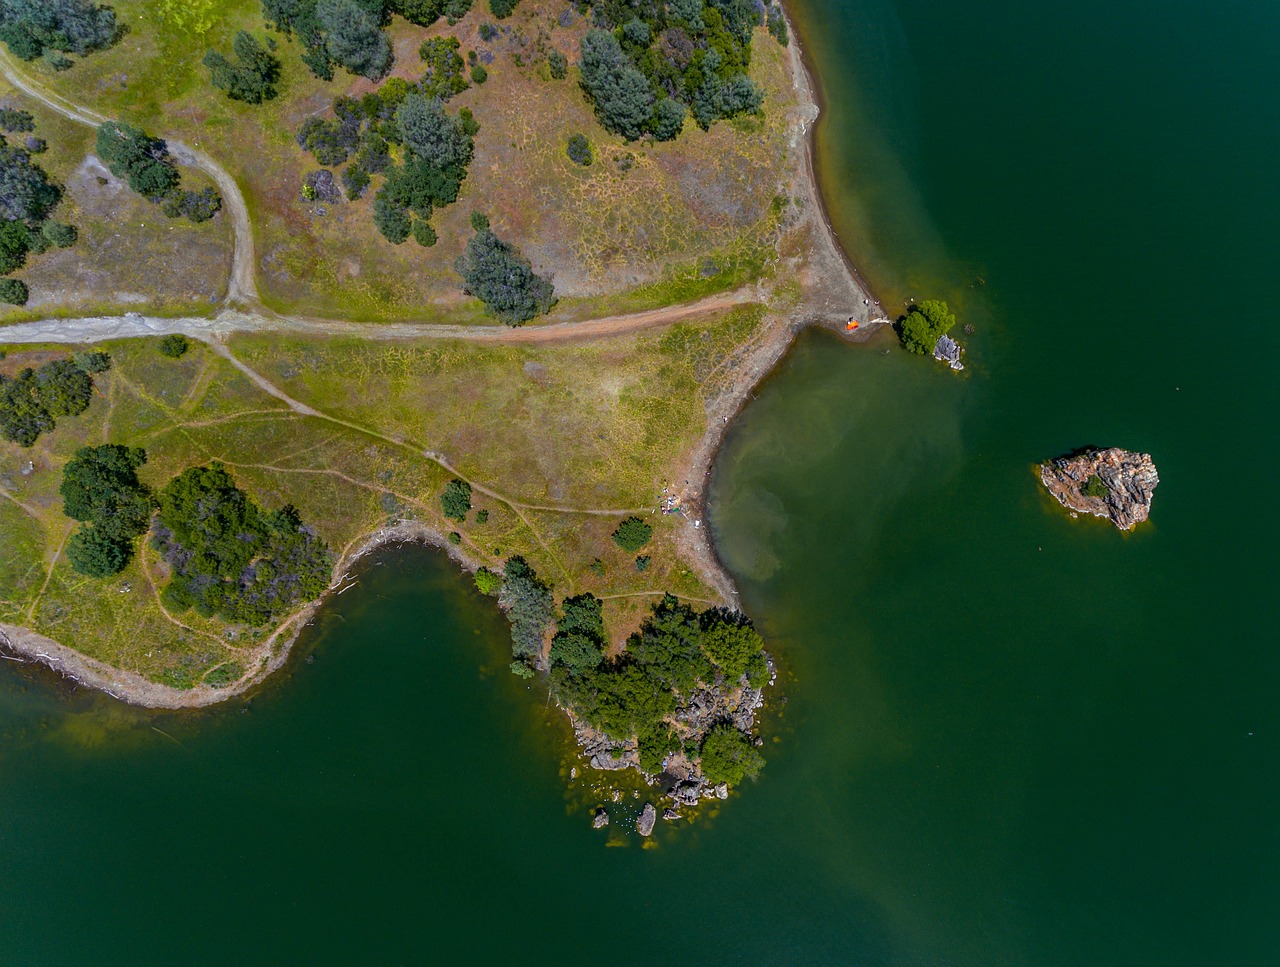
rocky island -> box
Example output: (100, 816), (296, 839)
(1039, 447), (1159, 530)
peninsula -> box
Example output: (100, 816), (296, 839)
(0, 0), (884, 817)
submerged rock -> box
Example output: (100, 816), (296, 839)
(1039, 447), (1159, 530)
(592, 809), (609, 829)
(636, 803), (657, 837)
(662, 808), (680, 821)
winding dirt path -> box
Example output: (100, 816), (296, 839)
(0, 52), (259, 304)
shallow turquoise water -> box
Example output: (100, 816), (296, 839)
(2, 0), (1277, 963)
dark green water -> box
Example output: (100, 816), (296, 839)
(3, 0), (1277, 963)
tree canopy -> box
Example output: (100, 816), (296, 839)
(60, 444), (153, 577)
(498, 556), (554, 664)
(455, 224), (555, 325)
(440, 478), (471, 520)
(0, 357), (97, 446)
(154, 463), (332, 625)
(0, 0), (117, 62)
(203, 31), (281, 104)
(611, 515), (652, 552)
(96, 121), (222, 224)
(898, 299), (957, 354)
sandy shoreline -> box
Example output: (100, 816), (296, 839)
(0, 3), (883, 711)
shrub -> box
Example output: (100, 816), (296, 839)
(448, 531), (462, 545)
(611, 515), (652, 552)
(158, 334), (189, 358)
(34, 359), (92, 416)
(470, 63), (487, 83)
(478, 21), (498, 41)
(489, 0), (518, 18)
(0, 220), (28, 274)
(0, 138), (62, 225)
(899, 299), (957, 354)
(649, 98), (686, 141)
(0, 367), (51, 444)
(1081, 474), (1109, 499)
(766, 3), (789, 45)
(474, 567), (501, 595)
(66, 525), (131, 578)
(548, 49), (566, 79)
(588, 558), (605, 577)
(96, 122), (179, 200)
(0, 108), (34, 133)
(440, 478), (472, 520)
(635, 555), (650, 572)
(418, 36), (469, 100)
(476, 509), (489, 523)
(455, 226), (556, 325)
(470, 211), (489, 231)
(0, 276), (26, 306)
(372, 193), (411, 243)
(41, 221), (77, 247)
(566, 133), (592, 166)
(72, 350), (110, 373)
(342, 164), (371, 199)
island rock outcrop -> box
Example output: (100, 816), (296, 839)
(1039, 447), (1159, 530)
(636, 803), (657, 837)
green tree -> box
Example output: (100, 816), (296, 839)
(611, 515), (652, 552)
(455, 226), (556, 325)
(0, 219), (29, 274)
(203, 30), (281, 104)
(489, 0), (518, 17)
(498, 556), (554, 661)
(95, 122), (180, 200)
(699, 724), (764, 786)
(0, 367), (51, 444)
(440, 478), (472, 520)
(65, 524), (131, 577)
(548, 49), (567, 79)
(0, 137), (63, 224)
(418, 36), (469, 100)
(578, 29), (654, 140)
(34, 359), (92, 416)
(158, 334), (189, 358)
(59, 444), (150, 525)
(41, 221), (77, 247)
(0, 0), (118, 61)
(899, 299), (957, 354)
(1081, 474), (1109, 498)
(474, 566), (501, 595)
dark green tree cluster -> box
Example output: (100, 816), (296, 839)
(497, 555), (554, 665)
(763, 3), (788, 46)
(548, 593), (607, 675)
(153, 463), (332, 626)
(203, 31), (281, 104)
(550, 594), (768, 782)
(698, 722), (764, 785)
(262, 0), (474, 81)
(488, 0), (518, 18)
(0, 122), (76, 304)
(611, 515), (652, 552)
(95, 122), (222, 224)
(455, 217), (556, 325)
(1081, 474), (1109, 498)
(566, 133), (592, 166)
(576, 0), (766, 142)
(898, 299), (956, 354)
(0, 355), (96, 446)
(0, 0), (118, 62)
(60, 444), (153, 578)
(440, 477), (472, 520)
(296, 58), (478, 241)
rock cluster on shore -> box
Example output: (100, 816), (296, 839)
(1039, 447), (1159, 530)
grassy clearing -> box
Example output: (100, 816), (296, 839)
(0, 310), (748, 683)
(0, 77), (234, 323)
(22, 0), (796, 322)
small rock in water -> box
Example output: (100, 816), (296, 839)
(1039, 447), (1159, 531)
(636, 802), (657, 836)
(592, 809), (609, 829)
(715, 784), (729, 800)
(662, 808), (679, 821)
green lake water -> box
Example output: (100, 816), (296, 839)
(3, 0), (1277, 963)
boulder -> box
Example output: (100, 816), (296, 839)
(636, 802), (657, 836)
(933, 334), (964, 371)
(592, 809), (609, 829)
(1039, 447), (1159, 531)
(662, 808), (680, 821)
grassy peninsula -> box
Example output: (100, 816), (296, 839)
(0, 0), (884, 816)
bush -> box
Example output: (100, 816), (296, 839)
(448, 530), (462, 545)
(342, 164), (371, 200)
(635, 555), (650, 572)
(489, 0), (518, 17)
(440, 478), (472, 520)
(0, 108), (34, 133)
(73, 350), (111, 373)
(476, 509), (489, 523)
(470, 63), (487, 83)
(158, 334), (189, 358)
(0, 367), (51, 444)
(899, 299), (957, 354)
(0, 220), (28, 274)
(41, 221), (77, 247)
(474, 567), (501, 595)
(766, 3), (789, 45)
(34, 358), (92, 416)
(455, 226), (556, 325)
(478, 21), (498, 41)
(611, 515), (652, 552)
(0, 138), (63, 225)
(548, 49), (567, 79)
(418, 36), (469, 100)
(66, 525), (131, 578)
(566, 133), (592, 166)
(0, 276), (27, 306)
(1081, 474), (1109, 498)
(96, 122), (180, 200)
(373, 193), (411, 243)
